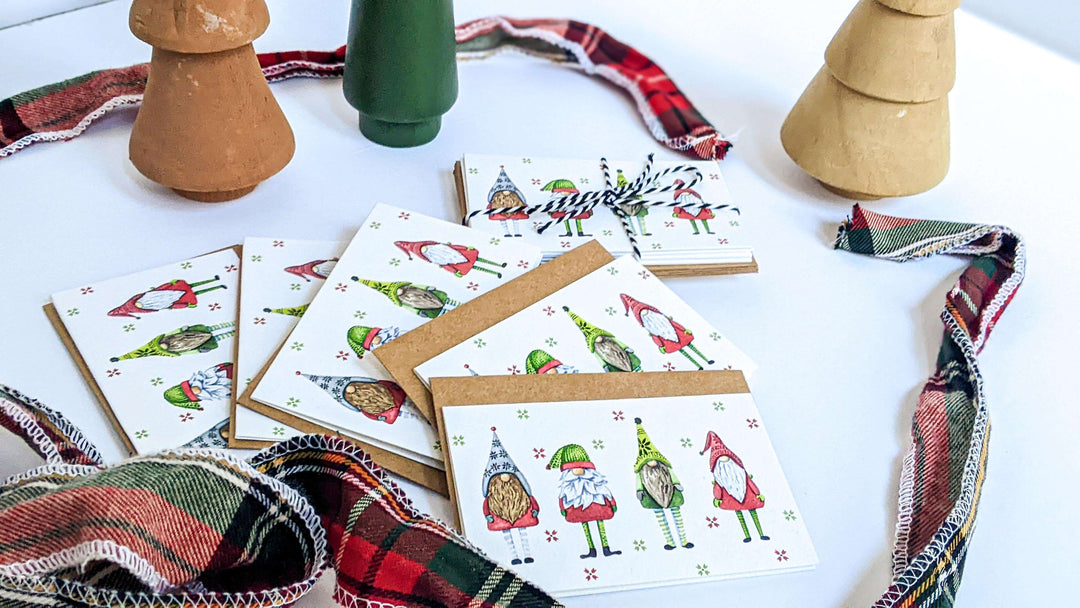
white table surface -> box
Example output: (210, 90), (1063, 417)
(1, 1), (1077, 606)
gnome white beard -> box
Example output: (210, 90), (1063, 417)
(313, 260), (337, 277)
(377, 326), (402, 346)
(712, 459), (748, 503)
(558, 469), (614, 509)
(136, 289), (185, 311)
(555, 364), (579, 374)
(188, 366), (232, 401)
(641, 309), (678, 342)
(421, 244), (468, 266)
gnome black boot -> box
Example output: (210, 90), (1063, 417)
(580, 547), (597, 559)
(524, 557), (534, 564)
(602, 546), (621, 557)
(511, 558), (522, 565)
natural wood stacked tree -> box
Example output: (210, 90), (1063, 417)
(128, 0), (294, 202)
(781, 0), (959, 200)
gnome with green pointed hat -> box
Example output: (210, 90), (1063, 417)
(263, 304), (309, 318)
(110, 322), (235, 362)
(525, 349), (579, 374)
(163, 362), (233, 411)
(352, 277), (459, 319)
(562, 306), (641, 372)
(347, 325), (401, 359)
(615, 169), (651, 236)
(634, 417), (693, 550)
(547, 444), (621, 559)
(541, 178), (592, 237)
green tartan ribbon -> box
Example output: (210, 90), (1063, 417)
(0, 384), (561, 608)
(836, 205), (1025, 608)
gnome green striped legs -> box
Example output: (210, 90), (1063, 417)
(702, 430), (769, 543)
(547, 444), (621, 559)
(634, 418), (693, 550)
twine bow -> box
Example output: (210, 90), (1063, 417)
(467, 154), (739, 259)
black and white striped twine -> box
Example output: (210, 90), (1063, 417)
(466, 153), (739, 260)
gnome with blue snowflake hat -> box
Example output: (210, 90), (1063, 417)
(483, 427), (540, 565)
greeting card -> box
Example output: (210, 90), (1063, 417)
(432, 371), (816, 597)
(230, 237), (347, 447)
(457, 154), (756, 276)
(243, 204), (544, 474)
(48, 248), (241, 453)
(414, 255), (756, 389)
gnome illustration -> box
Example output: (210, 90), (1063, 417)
(285, 259), (338, 282)
(562, 306), (641, 372)
(671, 179), (715, 235)
(163, 362), (233, 411)
(633, 418), (693, 550)
(483, 427), (540, 565)
(301, 373), (407, 424)
(621, 294), (714, 370)
(353, 277), (459, 319)
(615, 169), (651, 236)
(110, 322), (235, 362)
(108, 276), (226, 318)
(347, 325), (401, 359)
(394, 240), (507, 278)
(701, 431), (769, 543)
(547, 444), (621, 559)
(541, 179), (592, 237)
(183, 418), (229, 449)
(263, 304), (309, 318)
(487, 165), (529, 237)
(525, 350), (579, 375)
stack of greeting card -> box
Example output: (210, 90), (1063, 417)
(231, 237), (346, 446)
(456, 154), (756, 275)
(48, 248), (242, 452)
(428, 372), (816, 597)
(238, 204), (544, 482)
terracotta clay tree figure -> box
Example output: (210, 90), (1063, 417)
(781, 0), (958, 200)
(128, 0), (295, 202)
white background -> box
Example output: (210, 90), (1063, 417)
(0, 1), (1077, 606)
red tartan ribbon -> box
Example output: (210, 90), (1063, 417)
(0, 384), (561, 608)
(836, 205), (1025, 608)
(0, 17), (731, 161)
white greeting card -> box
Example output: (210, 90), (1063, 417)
(441, 393), (816, 596)
(460, 154), (751, 266)
(233, 237), (347, 443)
(51, 249), (240, 453)
(415, 256), (756, 385)
(250, 204), (544, 467)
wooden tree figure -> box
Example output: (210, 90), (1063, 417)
(128, 0), (295, 202)
(781, 0), (958, 200)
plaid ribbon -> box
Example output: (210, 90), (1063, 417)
(0, 385), (561, 608)
(0, 16), (731, 162)
(836, 205), (1025, 608)
(466, 154), (738, 259)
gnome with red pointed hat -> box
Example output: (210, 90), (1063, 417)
(701, 431), (769, 543)
(394, 240), (506, 278)
(284, 259), (338, 282)
(108, 276), (226, 319)
(671, 179), (715, 235)
(621, 293), (714, 370)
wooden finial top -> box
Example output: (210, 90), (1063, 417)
(130, 0), (270, 53)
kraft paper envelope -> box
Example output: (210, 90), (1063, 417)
(375, 240), (614, 423)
